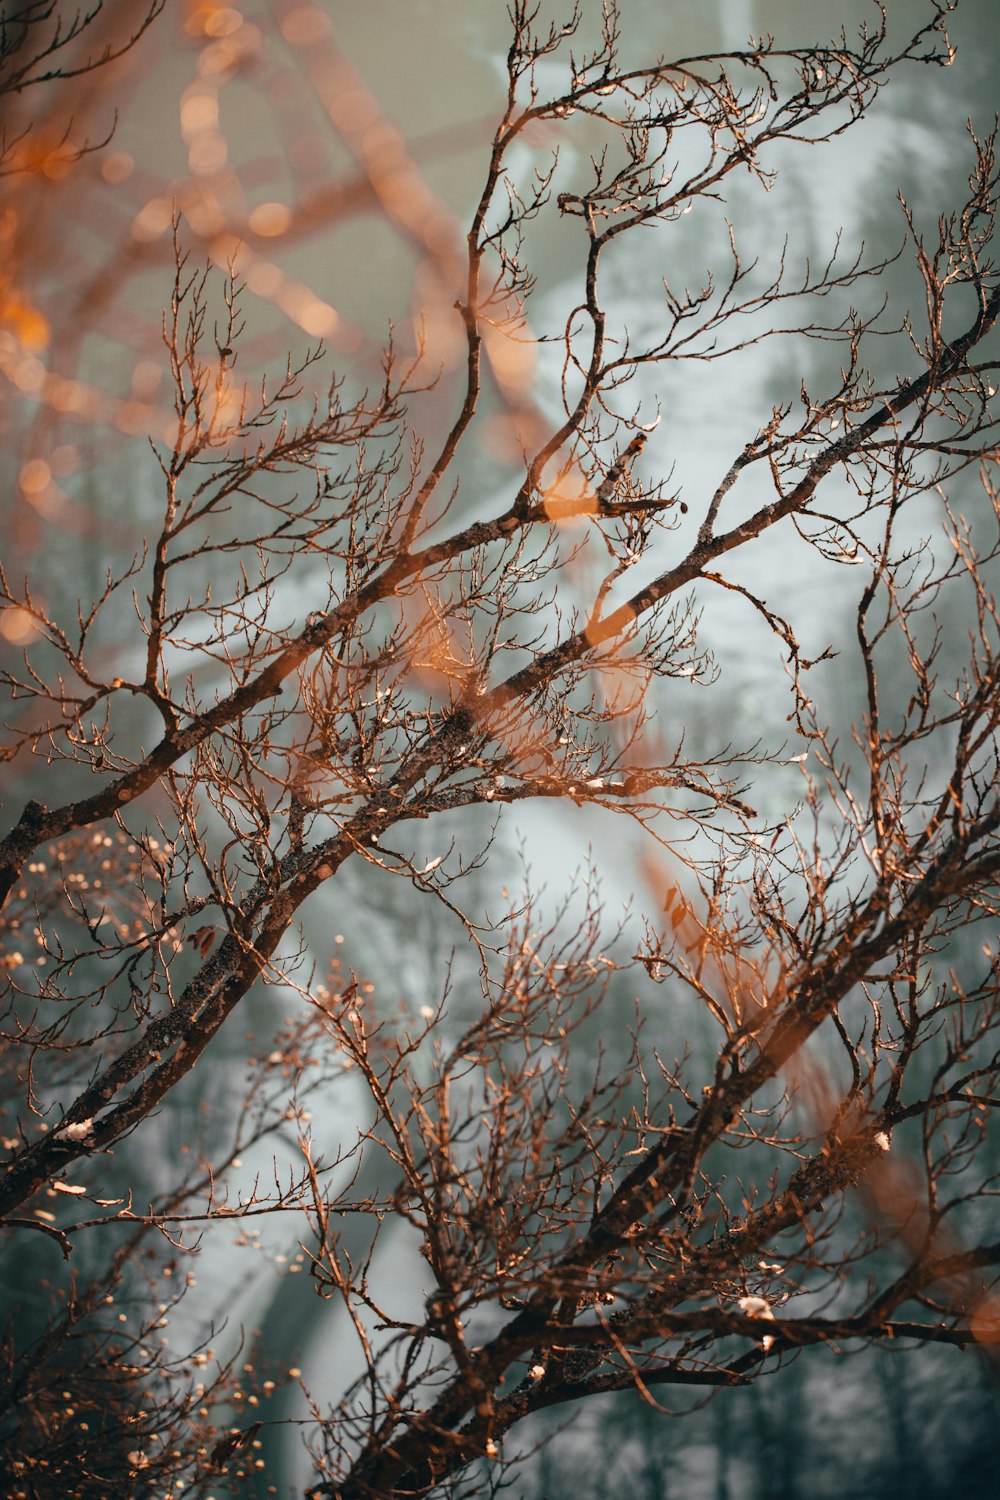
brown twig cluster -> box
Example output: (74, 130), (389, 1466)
(1, 3), (998, 1497)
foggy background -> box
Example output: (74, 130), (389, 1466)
(2, 2), (998, 1495)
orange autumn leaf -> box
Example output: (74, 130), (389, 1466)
(0, 293), (50, 352)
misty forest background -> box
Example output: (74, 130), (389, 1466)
(2, 2), (999, 1495)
